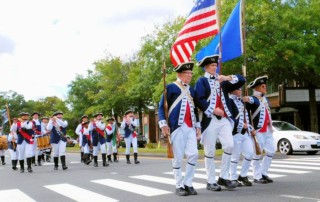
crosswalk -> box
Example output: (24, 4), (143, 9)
(1, 156), (320, 202)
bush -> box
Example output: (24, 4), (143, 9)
(146, 143), (156, 149)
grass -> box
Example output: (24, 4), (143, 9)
(66, 144), (223, 156)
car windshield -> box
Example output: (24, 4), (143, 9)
(272, 121), (301, 131)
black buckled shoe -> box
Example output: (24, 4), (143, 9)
(217, 177), (237, 189)
(253, 178), (268, 184)
(231, 180), (242, 187)
(206, 183), (221, 191)
(184, 185), (197, 195)
(238, 176), (252, 186)
(175, 187), (188, 196)
(262, 175), (273, 183)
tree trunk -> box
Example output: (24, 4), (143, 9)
(309, 86), (319, 133)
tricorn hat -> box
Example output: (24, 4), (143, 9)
(40, 117), (49, 121)
(106, 117), (114, 122)
(19, 112), (29, 116)
(52, 111), (63, 116)
(80, 115), (88, 120)
(81, 120), (90, 125)
(247, 75), (268, 89)
(225, 75), (246, 93)
(198, 54), (219, 67)
(173, 61), (194, 73)
(93, 112), (103, 117)
(124, 110), (133, 115)
(32, 112), (40, 116)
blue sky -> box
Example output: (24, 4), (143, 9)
(0, 0), (194, 101)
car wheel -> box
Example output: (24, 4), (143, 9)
(306, 151), (318, 155)
(278, 139), (293, 155)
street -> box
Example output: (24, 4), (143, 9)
(0, 153), (320, 202)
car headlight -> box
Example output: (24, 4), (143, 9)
(293, 134), (308, 139)
(311, 135), (320, 140)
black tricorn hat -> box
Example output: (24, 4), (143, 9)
(80, 115), (88, 120)
(93, 112), (103, 117)
(32, 112), (40, 116)
(198, 54), (219, 67)
(173, 61), (194, 73)
(106, 117), (114, 122)
(52, 111), (63, 116)
(224, 74), (246, 93)
(19, 112), (29, 116)
(40, 117), (49, 121)
(247, 75), (268, 89)
(124, 110), (133, 115)
(81, 120), (90, 125)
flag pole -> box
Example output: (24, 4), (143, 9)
(217, 0), (223, 74)
(6, 102), (11, 127)
(240, 0), (262, 155)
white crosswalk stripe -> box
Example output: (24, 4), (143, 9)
(44, 183), (118, 202)
(130, 175), (207, 189)
(0, 189), (36, 202)
(1, 156), (320, 201)
(92, 179), (171, 196)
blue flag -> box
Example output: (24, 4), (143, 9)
(1, 109), (8, 127)
(196, 0), (243, 64)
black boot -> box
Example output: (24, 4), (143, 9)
(107, 155), (112, 163)
(134, 153), (140, 164)
(102, 154), (109, 167)
(19, 160), (24, 173)
(31, 156), (37, 166)
(84, 154), (92, 165)
(12, 160), (17, 170)
(113, 153), (118, 163)
(60, 155), (68, 170)
(1, 156), (5, 165)
(46, 151), (51, 162)
(126, 155), (131, 164)
(54, 157), (59, 170)
(37, 155), (42, 166)
(41, 154), (45, 162)
(94, 156), (98, 167)
(27, 157), (33, 173)
(81, 152), (84, 163)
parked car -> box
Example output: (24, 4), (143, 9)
(272, 120), (320, 155)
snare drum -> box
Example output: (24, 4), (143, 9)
(37, 135), (51, 150)
(0, 136), (8, 150)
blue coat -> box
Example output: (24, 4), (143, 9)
(158, 82), (199, 133)
(194, 74), (245, 132)
(50, 126), (67, 144)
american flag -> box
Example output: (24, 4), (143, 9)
(170, 0), (219, 67)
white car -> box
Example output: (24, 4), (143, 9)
(272, 120), (320, 155)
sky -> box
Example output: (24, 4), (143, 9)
(0, 0), (194, 101)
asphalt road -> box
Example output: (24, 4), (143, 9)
(0, 152), (320, 202)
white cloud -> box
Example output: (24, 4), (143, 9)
(0, 0), (194, 101)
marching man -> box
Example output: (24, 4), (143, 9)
(75, 115), (89, 163)
(0, 126), (7, 165)
(81, 120), (92, 165)
(105, 117), (120, 163)
(243, 75), (276, 184)
(7, 129), (18, 170)
(10, 112), (34, 173)
(89, 113), (108, 167)
(47, 112), (68, 170)
(120, 110), (140, 165)
(158, 62), (201, 196)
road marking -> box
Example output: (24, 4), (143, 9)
(130, 175), (206, 189)
(45, 183), (118, 202)
(92, 179), (171, 196)
(0, 189), (36, 202)
(242, 166), (310, 174)
(272, 160), (320, 166)
(281, 195), (320, 201)
(271, 164), (320, 170)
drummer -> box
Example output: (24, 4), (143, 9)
(7, 126), (18, 170)
(0, 127), (7, 165)
(31, 112), (42, 166)
(41, 117), (52, 162)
